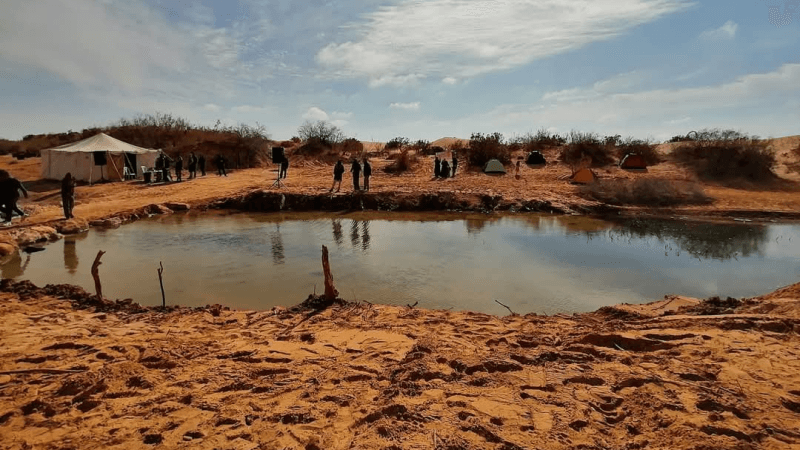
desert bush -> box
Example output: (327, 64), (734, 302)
(615, 137), (661, 165)
(384, 150), (418, 173)
(291, 136), (301, 143)
(671, 128), (776, 182)
(385, 137), (410, 150)
(509, 129), (566, 154)
(295, 137), (333, 156)
(410, 139), (434, 155)
(467, 132), (510, 167)
(296, 120), (345, 146)
(580, 178), (713, 207)
(559, 131), (615, 168)
(339, 138), (364, 156)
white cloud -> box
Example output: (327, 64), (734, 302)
(700, 20), (738, 40)
(442, 77), (459, 85)
(390, 102), (421, 111)
(317, 0), (691, 86)
(0, 0), (190, 91)
(232, 105), (274, 113)
(203, 104), (221, 112)
(302, 106), (330, 121)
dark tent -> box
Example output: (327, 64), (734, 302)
(526, 151), (546, 165)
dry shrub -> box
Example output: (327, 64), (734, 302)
(339, 138), (364, 156)
(411, 139), (436, 155)
(448, 140), (467, 153)
(384, 150), (417, 174)
(559, 131), (615, 167)
(278, 140), (296, 148)
(467, 132), (510, 167)
(672, 129), (776, 183)
(580, 178), (713, 207)
(510, 129), (566, 153)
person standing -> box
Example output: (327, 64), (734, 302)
(451, 152), (458, 178)
(198, 154), (206, 176)
(434, 156), (441, 178)
(362, 158), (372, 192)
(440, 159), (451, 178)
(330, 160), (345, 192)
(350, 159), (361, 191)
(61, 172), (76, 219)
(280, 156), (289, 179)
(175, 155), (183, 182)
(188, 152), (198, 179)
(161, 152), (172, 182)
(216, 154), (227, 177)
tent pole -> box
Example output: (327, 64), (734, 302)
(108, 151), (122, 181)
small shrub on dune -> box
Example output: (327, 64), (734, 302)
(467, 132), (510, 167)
(339, 138), (364, 156)
(559, 131), (615, 167)
(411, 139), (435, 155)
(385, 137), (410, 150)
(384, 150), (418, 174)
(672, 128), (776, 183)
(580, 178), (713, 207)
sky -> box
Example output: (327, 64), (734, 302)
(0, 0), (799, 142)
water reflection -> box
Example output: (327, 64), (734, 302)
(63, 233), (87, 274)
(270, 225), (285, 265)
(608, 219), (769, 261)
(1, 252), (30, 279)
(332, 219), (343, 246)
(361, 221), (371, 251)
(350, 220), (360, 249)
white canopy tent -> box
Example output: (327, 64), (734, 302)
(40, 133), (160, 182)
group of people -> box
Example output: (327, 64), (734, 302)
(151, 152), (233, 182)
(0, 170), (28, 223)
(330, 158), (372, 193)
(434, 153), (458, 178)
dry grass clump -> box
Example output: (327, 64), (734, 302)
(385, 137), (410, 150)
(467, 132), (510, 167)
(384, 150), (418, 174)
(509, 129), (566, 155)
(559, 131), (615, 167)
(340, 138), (364, 156)
(671, 129), (776, 183)
(611, 137), (661, 165)
(580, 178), (713, 207)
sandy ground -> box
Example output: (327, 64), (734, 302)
(0, 281), (799, 450)
(1, 135), (800, 230)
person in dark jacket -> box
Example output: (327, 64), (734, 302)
(363, 158), (372, 191)
(440, 159), (451, 178)
(280, 156), (289, 179)
(451, 153), (458, 178)
(188, 152), (198, 179)
(198, 154), (206, 176)
(161, 152), (173, 182)
(216, 155), (227, 177)
(350, 159), (362, 191)
(0, 171), (28, 222)
(61, 172), (76, 219)
(175, 155), (183, 182)
(434, 156), (441, 178)
(330, 160), (345, 192)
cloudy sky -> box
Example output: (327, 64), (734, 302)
(1, 0), (798, 142)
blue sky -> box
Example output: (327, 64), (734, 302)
(1, 0), (798, 142)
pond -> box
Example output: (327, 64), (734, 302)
(3, 211), (799, 315)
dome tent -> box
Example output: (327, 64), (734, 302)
(619, 153), (648, 171)
(483, 159), (506, 174)
(526, 151), (546, 165)
(569, 168), (597, 184)
(40, 133), (159, 182)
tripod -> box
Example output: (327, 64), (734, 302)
(271, 169), (285, 188)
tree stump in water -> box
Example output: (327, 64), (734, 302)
(322, 245), (338, 301)
(91, 250), (106, 301)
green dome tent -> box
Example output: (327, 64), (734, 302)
(483, 159), (506, 174)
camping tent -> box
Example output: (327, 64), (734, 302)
(619, 153), (647, 171)
(569, 168), (597, 184)
(526, 151), (547, 165)
(40, 133), (159, 182)
(483, 159), (506, 174)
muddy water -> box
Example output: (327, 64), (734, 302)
(3, 212), (799, 315)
